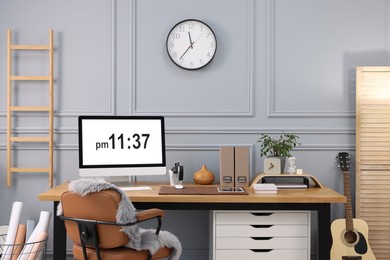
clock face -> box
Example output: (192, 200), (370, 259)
(166, 19), (217, 70)
(264, 157), (282, 174)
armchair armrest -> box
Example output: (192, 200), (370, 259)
(136, 208), (165, 222)
(135, 208), (165, 235)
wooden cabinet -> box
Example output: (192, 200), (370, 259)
(210, 211), (310, 260)
(356, 66), (390, 259)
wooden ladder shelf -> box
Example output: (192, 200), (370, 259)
(6, 29), (54, 187)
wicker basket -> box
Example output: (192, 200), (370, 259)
(0, 234), (47, 260)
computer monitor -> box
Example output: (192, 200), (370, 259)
(78, 116), (166, 183)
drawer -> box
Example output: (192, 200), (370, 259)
(215, 211), (308, 225)
(216, 237), (308, 250)
(216, 224), (308, 237)
(215, 249), (308, 260)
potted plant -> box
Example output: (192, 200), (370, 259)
(257, 133), (301, 173)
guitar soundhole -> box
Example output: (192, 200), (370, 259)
(344, 230), (358, 244)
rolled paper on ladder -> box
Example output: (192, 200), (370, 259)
(11, 224), (26, 260)
(17, 211), (51, 260)
(1, 201), (23, 260)
(26, 232), (47, 260)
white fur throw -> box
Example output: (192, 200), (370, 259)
(57, 178), (182, 260)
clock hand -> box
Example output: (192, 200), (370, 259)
(179, 45), (192, 60)
(179, 32), (196, 59)
(192, 33), (204, 45)
(180, 32), (205, 59)
(268, 163), (274, 169)
(188, 31), (193, 49)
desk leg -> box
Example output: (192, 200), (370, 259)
(317, 203), (331, 260)
(53, 201), (67, 260)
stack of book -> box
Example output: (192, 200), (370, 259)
(251, 183), (277, 194)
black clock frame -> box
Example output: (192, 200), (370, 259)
(166, 19), (217, 70)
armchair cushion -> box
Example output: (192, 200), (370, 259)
(73, 243), (172, 260)
(57, 178), (181, 260)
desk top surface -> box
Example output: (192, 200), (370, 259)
(38, 181), (346, 204)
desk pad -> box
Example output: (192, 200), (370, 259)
(159, 186), (248, 195)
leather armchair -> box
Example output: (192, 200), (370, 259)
(59, 189), (173, 260)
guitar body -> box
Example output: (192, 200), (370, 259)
(331, 218), (376, 259)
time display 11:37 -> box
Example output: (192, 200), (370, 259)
(95, 133), (150, 150)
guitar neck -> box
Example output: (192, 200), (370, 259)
(343, 170), (354, 231)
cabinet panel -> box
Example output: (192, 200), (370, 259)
(216, 237), (308, 249)
(215, 249), (307, 260)
(216, 224), (308, 237)
(215, 211), (308, 225)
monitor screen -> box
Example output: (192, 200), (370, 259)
(78, 116), (166, 178)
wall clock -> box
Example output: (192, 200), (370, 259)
(166, 19), (217, 70)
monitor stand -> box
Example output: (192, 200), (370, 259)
(107, 176), (152, 191)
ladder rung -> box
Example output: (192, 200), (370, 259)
(10, 137), (50, 142)
(10, 167), (49, 173)
(10, 106), (50, 112)
(10, 45), (50, 50)
(10, 76), (50, 81)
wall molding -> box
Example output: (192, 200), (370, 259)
(129, 0), (255, 117)
(0, 126), (356, 151)
(265, 0), (383, 118)
(0, 0), (117, 117)
(0, 126), (356, 135)
(0, 142), (355, 152)
(58, 0), (116, 116)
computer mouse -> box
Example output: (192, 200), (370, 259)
(174, 184), (183, 189)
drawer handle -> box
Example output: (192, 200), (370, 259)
(251, 225), (273, 228)
(251, 237), (273, 240)
(250, 249), (273, 253)
(250, 213), (273, 216)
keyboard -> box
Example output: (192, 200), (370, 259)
(118, 186), (152, 191)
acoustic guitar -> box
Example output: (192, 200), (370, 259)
(330, 152), (376, 260)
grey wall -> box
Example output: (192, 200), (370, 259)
(0, 0), (388, 259)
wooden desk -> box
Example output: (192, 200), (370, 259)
(38, 182), (345, 260)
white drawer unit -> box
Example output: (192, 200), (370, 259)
(210, 210), (311, 260)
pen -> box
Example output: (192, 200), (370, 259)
(178, 165), (184, 181)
